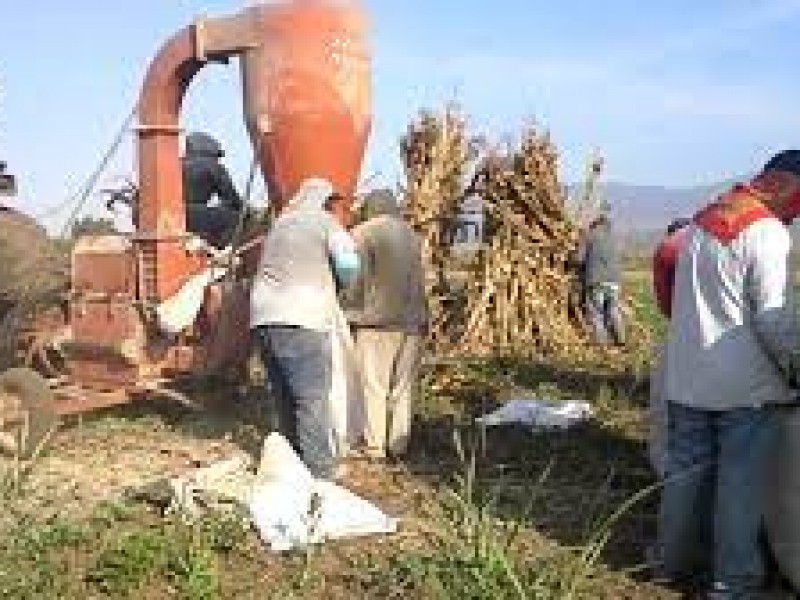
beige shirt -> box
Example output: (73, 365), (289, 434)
(346, 215), (427, 334)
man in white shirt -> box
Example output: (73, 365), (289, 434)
(658, 151), (800, 599)
(250, 179), (360, 481)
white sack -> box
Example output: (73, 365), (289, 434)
(476, 398), (594, 430)
(249, 433), (396, 552)
(155, 266), (226, 335)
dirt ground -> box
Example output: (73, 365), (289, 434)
(0, 357), (689, 599)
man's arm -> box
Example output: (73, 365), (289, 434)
(748, 223), (800, 386)
(327, 227), (361, 289)
(653, 230), (686, 319)
(339, 226), (369, 319)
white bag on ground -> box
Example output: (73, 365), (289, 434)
(476, 398), (593, 430)
(249, 433), (396, 552)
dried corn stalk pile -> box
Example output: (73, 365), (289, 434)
(402, 108), (480, 350)
(463, 131), (587, 356)
(402, 107), (651, 360)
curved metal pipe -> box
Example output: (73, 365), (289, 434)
(135, 11), (258, 301)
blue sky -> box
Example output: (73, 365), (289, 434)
(2, 0), (800, 230)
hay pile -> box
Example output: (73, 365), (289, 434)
(401, 108), (479, 352)
(402, 107), (650, 360)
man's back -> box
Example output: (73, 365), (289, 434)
(251, 207), (341, 332)
(182, 132), (241, 210)
(583, 221), (620, 287)
(350, 215), (427, 333)
(665, 218), (793, 410)
(183, 156), (238, 208)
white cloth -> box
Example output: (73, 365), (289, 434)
(328, 307), (365, 457)
(356, 330), (421, 456)
(249, 433), (396, 552)
(476, 399), (594, 430)
(166, 433), (397, 552)
(168, 455), (254, 517)
(156, 266), (226, 335)
(665, 220), (796, 410)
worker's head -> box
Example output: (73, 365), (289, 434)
(589, 213), (610, 230)
(666, 218), (691, 236)
(288, 177), (335, 213)
(752, 150), (800, 223)
(185, 132), (224, 159)
(325, 191), (355, 228)
(362, 188), (400, 220)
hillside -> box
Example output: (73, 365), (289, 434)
(601, 181), (729, 232)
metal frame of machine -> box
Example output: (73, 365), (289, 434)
(18, 1), (371, 416)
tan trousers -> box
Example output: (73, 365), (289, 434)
(355, 330), (422, 457)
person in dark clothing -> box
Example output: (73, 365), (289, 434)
(667, 217), (691, 236)
(582, 214), (625, 345)
(182, 132), (242, 248)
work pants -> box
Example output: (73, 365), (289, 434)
(649, 344), (668, 479)
(256, 325), (333, 479)
(657, 402), (777, 597)
(355, 330), (421, 457)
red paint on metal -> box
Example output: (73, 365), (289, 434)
(36, 1), (372, 414)
(241, 2), (372, 206)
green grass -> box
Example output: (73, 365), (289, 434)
(0, 268), (669, 599)
(625, 270), (667, 341)
(0, 496), (247, 599)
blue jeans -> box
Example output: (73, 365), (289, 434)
(587, 284), (625, 345)
(256, 325), (333, 479)
(657, 402), (777, 596)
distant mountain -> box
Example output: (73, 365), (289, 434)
(591, 179), (800, 255)
(593, 181), (734, 234)
(567, 180), (734, 255)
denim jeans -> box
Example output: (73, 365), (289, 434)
(256, 325), (333, 479)
(657, 402), (777, 596)
(587, 284), (625, 345)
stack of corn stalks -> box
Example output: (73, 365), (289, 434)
(402, 107), (651, 361)
(401, 107), (480, 350)
(463, 130), (587, 356)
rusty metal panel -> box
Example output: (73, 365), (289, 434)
(70, 300), (142, 349)
(62, 355), (139, 392)
(55, 387), (132, 415)
(72, 239), (136, 295)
